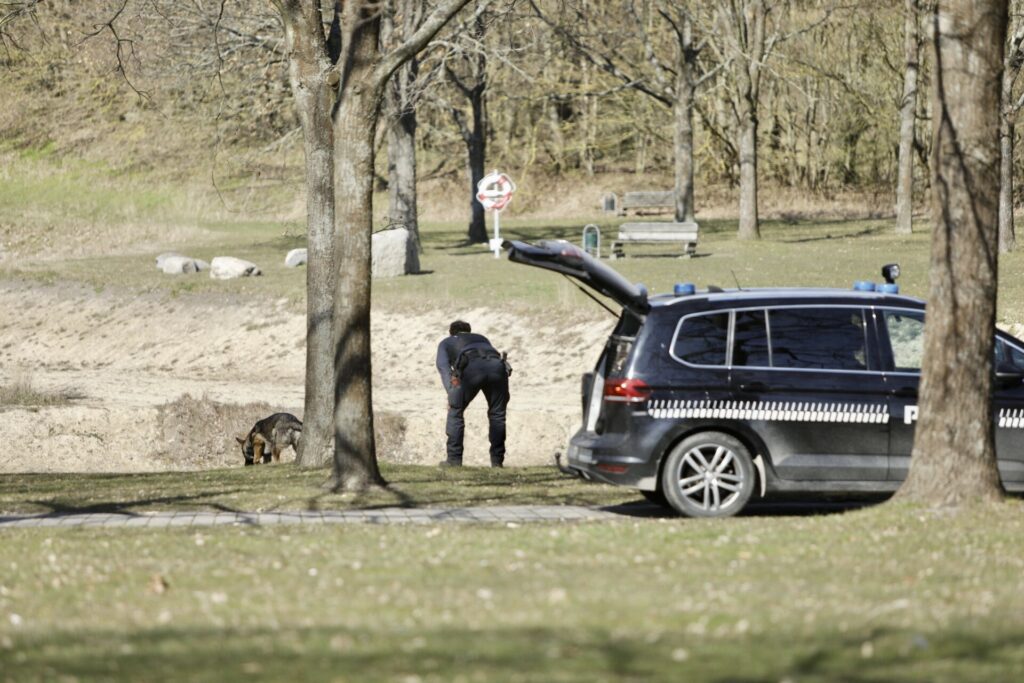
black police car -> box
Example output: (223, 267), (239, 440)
(504, 239), (1024, 517)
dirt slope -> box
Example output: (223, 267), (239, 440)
(0, 280), (610, 472)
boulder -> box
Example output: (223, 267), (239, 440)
(155, 252), (184, 270)
(160, 255), (199, 275)
(210, 256), (262, 280)
(284, 248), (307, 268)
(193, 259), (210, 272)
(372, 228), (419, 278)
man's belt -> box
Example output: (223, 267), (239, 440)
(462, 348), (501, 362)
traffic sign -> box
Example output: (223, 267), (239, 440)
(476, 171), (516, 257)
(476, 171), (516, 212)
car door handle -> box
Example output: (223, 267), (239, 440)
(891, 387), (917, 398)
(739, 382), (769, 393)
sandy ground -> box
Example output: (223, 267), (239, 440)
(0, 280), (611, 472)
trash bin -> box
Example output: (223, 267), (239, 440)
(582, 224), (601, 258)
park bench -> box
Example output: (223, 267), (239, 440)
(610, 221), (700, 259)
(603, 190), (675, 216)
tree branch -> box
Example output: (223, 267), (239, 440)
(372, 0), (490, 91)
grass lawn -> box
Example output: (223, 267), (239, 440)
(5, 152), (1024, 322)
(6, 157), (1024, 681)
(0, 464), (638, 516)
(9, 213), (1024, 325)
(2, 501), (1024, 681)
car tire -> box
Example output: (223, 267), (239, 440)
(661, 432), (756, 518)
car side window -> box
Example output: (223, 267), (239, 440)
(884, 310), (925, 372)
(769, 308), (869, 371)
(733, 310), (770, 367)
(674, 312), (729, 366)
(996, 338), (1024, 373)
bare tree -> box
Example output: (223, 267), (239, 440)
(273, 0), (478, 483)
(533, 0), (716, 224)
(274, 0), (337, 467)
(895, 0), (923, 235)
(999, 1), (1024, 253)
(443, 3), (490, 244)
(0, 0), (43, 53)
(710, 1), (777, 241)
(382, 0), (425, 255)
(897, 0), (1007, 506)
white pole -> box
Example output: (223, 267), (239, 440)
(493, 209), (501, 258)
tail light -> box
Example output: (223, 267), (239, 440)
(603, 378), (652, 403)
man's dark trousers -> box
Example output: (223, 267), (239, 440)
(446, 357), (509, 466)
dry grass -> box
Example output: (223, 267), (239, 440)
(154, 395), (408, 469)
(0, 371), (81, 408)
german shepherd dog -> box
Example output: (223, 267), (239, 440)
(236, 413), (302, 466)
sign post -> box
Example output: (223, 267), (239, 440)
(476, 170), (516, 258)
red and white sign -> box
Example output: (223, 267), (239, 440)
(476, 171), (516, 212)
(477, 171), (516, 258)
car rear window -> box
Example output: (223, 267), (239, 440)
(769, 308), (869, 371)
(674, 312), (729, 365)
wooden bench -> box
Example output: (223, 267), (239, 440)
(610, 221), (699, 259)
(603, 191), (675, 216)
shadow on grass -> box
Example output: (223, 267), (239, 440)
(0, 465), (905, 521)
(17, 490), (247, 517)
(781, 224), (887, 243)
(3, 624), (1021, 682)
(601, 498), (886, 519)
(0, 465), (636, 517)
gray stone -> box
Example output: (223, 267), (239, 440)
(372, 228), (419, 278)
(284, 248), (307, 268)
(193, 259), (210, 272)
(155, 252), (184, 269)
(160, 255), (199, 275)
(210, 256), (262, 280)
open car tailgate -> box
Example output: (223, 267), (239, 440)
(503, 239), (650, 315)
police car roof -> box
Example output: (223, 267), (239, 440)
(648, 287), (926, 308)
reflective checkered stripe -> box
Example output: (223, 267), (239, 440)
(646, 400), (890, 424)
(999, 409), (1024, 429)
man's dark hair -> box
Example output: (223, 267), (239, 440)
(449, 320), (471, 336)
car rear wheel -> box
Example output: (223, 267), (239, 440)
(661, 432), (755, 518)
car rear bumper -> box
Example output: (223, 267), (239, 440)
(565, 430), (660, 491)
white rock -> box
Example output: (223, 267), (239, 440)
(193, 259), (210, 272)
(372, 228), (419, 278)
(285, 248), (307, 268)
(160, 256), (198, 275)
(210, 256), (262, 280)
(155, 252), (184, 270)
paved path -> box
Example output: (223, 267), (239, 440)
(0, 505), (637, 529)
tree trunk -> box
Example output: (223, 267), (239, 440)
(895, 0), (921, 236)
(330, 9), (387, 490)
(466, 84), (488, 244)
(582, 58), (596, 176)
(673, 18), (697, 224)
(386, 65), (422, 267)
(720, 1), (765, 241)
(737, 106), (760, 240)
(381, 0), (423, 262)
(999, 109), (1016, 252)
(279, 0), (336, 468)
(896, 0), (1007, 506)
(1000, 9), (1024, 252)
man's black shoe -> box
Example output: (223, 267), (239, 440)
(438, 460), (462, 468)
